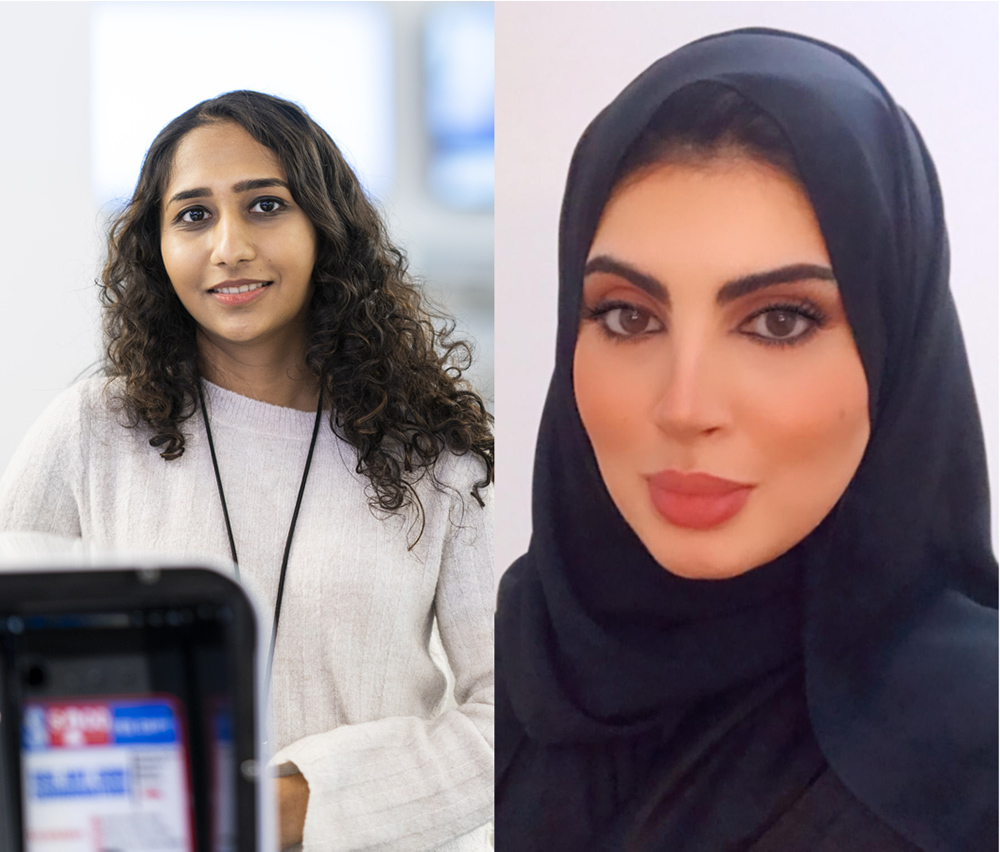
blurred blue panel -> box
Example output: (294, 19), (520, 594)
(424, 3), (494, 209)
(90, 1), (393, 211)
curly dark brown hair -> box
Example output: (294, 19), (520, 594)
(101, 90), (493, 538)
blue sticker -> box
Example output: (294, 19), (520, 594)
(112, 702), (178, 744)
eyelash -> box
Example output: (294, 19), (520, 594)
(584, 299), (829, 347)
(742, 301), (828, 346)
(584, 300), (662, 341)
(173, 196), (287, 225)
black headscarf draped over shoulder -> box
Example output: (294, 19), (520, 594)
(496, 27), (997, 852)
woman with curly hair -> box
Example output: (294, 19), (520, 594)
(0, 91), (494, 850)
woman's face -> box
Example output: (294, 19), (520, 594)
(160, 121), (317, 355)
(574, 158), (870, 579)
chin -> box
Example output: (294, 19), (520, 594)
(653, 553), (756, 580)
(638, 524), (784, 580)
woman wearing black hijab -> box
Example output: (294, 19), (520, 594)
(495, 28), (997, 852)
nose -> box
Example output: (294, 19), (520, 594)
(210, 211), (256, 267)
(650, 340), (728, 441)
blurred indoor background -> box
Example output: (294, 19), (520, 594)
(0, 1), (494, 478)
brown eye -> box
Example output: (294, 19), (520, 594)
(602, 305), (663, 337)
(251, 198), (284, 214)
(744, 308), (816, 342)
(179, 207), (208, 224)
(765, 310), (798, 337)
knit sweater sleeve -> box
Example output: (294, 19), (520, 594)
(270, 463), (495, 851)
(0, 382), (90, 537)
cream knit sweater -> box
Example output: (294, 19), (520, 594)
(0, 378), (494, 851)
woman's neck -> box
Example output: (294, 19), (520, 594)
(197, 332), (320, 412)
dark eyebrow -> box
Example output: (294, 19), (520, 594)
(583, 256), (667, 301)
(165, 177), (290, 207)
(232, 177), (289, 194)
(583, 255), (836, 307)
(716, 263), (837, 304)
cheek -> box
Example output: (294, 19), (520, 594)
(159, 235), (189, 290)
(573, 337), (648, 456)
(273, 226), (318, 287)
(303, 232), (319, 280)
(743, 348), (870, 486)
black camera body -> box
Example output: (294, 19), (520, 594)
(0, 561), (264, 852)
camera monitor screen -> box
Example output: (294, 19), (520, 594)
(0, 567), (259, 852)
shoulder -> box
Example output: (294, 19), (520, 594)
(18, 376), (151, 464)
(0, 378), (117, 534)
(34, 376), (118, 428)
(895, 590), (997, 720)
(430, 449), (492, 502)
(427, 449), (493, 525)
(17, 377), (112, 447)
(413, 449), (493, 555)
(835, 591), (997, 851)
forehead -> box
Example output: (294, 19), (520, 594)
(588, 158), (830, 284)
(164, 122), (286, 193)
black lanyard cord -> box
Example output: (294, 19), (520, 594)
(198, 381), (240, 577)
(197, 379), (324, 694)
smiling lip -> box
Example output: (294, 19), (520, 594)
(647, 470), (755, 530)
(208, 279), (271, 305)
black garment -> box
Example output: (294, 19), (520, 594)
(495, 27), (997, 852)
(498, 668), (921, 851)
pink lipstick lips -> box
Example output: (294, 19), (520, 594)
(647, 470), (754, 530)
(208, 279), (271, 306)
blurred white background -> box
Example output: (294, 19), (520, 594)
(495, 1), (999, 582)
(0, 0), (493, 482)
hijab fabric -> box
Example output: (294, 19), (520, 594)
(496, 28), (997, 851)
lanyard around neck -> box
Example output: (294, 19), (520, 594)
(196, 380), (324, 693)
